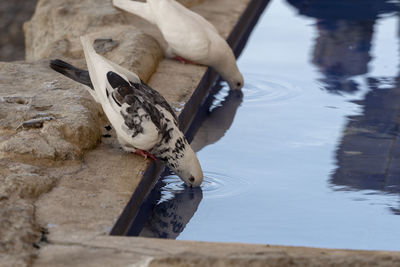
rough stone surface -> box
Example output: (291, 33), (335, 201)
(24, 0), (201, 62)
(34, 143), (150, 244)
(34, 236), (400, 267)
(0, 0), (38, 61)
(0, 161), (56, 200)
(0, 199), (39, 267)
(0, 60), (102, 267)
(0, 61), (103, 161)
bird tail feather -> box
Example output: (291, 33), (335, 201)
(79, 35), (140, 105)
(113, 0), (156, 24)
(80, 35), (104, 98)
(50, 59), (93, 89)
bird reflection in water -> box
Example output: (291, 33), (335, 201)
(191, 82), (244, 152)
(287, 0), (400, 213)
(138, 80), (243, 238)
(139, 178), (203, 239)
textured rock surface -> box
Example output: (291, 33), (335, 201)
(0, 0), (38, 61)
(0, 61), (103, 160)
(34, 236), (400, 267)
(24, 0), (201, 62)
(0, 60), (102, 266)
(0, 198), (39, 267)
(34, 143), (150, 243)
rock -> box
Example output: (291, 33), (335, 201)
(176, 0), (205, 7)
(0, 61), (103, 160)
(0, 60), (104, 266)
(132, 0), (204, 6)
(24, 0), (124, 61)
(32, 235), (400, 267)
(33, 143), (150, 244)
(0, 0), (38, 61)
(93, 38), (119, 54)
(0, 161), (56, 199)
(0, 199), (40, 267)
(24, 0), (198, 66)
(0, 160), (51, 267)
(94, 29), (163, 81)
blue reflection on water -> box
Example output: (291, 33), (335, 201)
(140, 0), (400, 250)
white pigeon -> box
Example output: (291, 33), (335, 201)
(49, 35), (204, 187)
(113, 0), (244, 90)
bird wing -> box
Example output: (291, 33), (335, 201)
(113, 0), (156, 24)
(107, 75), (159, 150)
(107, 71), (179, 151)
(139, 81), (178, 123)
(103, 57), (141, 84)
(170, 0), (219, 35)
(80, 35), (160, 151)
(148, 0), (211, 61)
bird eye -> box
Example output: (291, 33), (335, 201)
(189, 176), (195, 183)
(236, 82), (242, 87)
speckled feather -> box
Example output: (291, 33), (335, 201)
(49, 36), (203, 186)
(105, 72), (202, 186)
(106, 71), (179, 153)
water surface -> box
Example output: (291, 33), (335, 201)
(138, 0), (400, 250)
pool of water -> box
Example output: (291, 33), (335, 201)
(136, 0), (400, 250)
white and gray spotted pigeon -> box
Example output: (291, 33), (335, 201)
(113, 0), (244, 90)
(49, 35), (203, 187)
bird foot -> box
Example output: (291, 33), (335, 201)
(135, 149), (158, 161)
(173, 56), (198, 65)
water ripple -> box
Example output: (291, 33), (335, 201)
(242, 74), (301, 106)
(161, 171), (251, 200)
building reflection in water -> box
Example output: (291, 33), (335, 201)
(139, 81), (243, 238)
(332, 76), (400, 210)
(288, 0), (400, 94)
(287, 0), (400, 213)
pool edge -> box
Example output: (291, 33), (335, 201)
(110, 0), (271, 236)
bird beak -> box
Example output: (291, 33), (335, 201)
(188, 176), (195, 187)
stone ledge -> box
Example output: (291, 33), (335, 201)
(35, 236), (400, 267)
